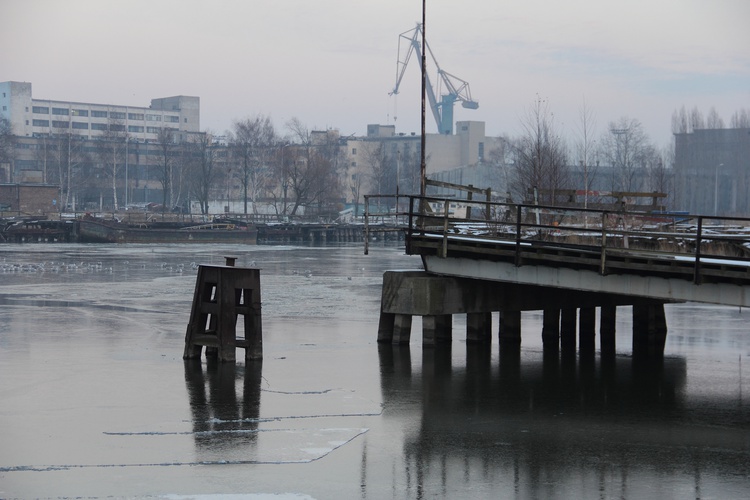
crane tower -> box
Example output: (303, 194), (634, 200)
(390, 23), (479, 135)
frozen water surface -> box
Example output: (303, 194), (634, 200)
(0, 243), (749, 499)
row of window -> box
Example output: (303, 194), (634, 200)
(16, 142), (180, 157)
(32, 119), (175, 134)
(32, 106), (179, 123)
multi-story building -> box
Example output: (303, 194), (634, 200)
(0, 81), (199, 142)
(674, 127), (750, 216)
(346, 120), (504, 199)
(0, 81), (203, 210)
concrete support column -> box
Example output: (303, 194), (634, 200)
(542, 308), (560, 352)
(423, 314), (453, 345)
(377, 312), (395, 343)
(467, 312), (492, 343)
(560, 308), (577, 353)
(392, 314), (413, 345)
(579, 307), (596, 355)
(600, 305), (617, 358)
(498, 309), (521, 346)
(632, 302), (668, 358)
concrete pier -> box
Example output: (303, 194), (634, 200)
(378, 270), (672, 358)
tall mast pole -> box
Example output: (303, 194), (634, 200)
(419, 0), (426, 197)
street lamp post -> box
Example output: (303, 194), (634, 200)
(124, 137), (129, 208)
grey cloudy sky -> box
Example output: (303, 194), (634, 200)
(2, 0), (748, 147)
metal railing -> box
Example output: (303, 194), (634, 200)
(391, 194), (750, 285)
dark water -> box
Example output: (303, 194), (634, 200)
(0, 243), (748, 499)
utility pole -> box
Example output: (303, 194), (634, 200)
(419, 0), (426, 197)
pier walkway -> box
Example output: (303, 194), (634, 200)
(367, 191), (750, 356)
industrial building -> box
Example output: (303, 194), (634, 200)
(0, 81), (200, 142)
(674, 127), (750, 216)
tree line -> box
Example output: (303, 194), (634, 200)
(2, 100), (749, 216)
(484, 98), (749, 210)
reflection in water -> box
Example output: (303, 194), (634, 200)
(184, 359), (263, 455)
(379, 345), (749, 498)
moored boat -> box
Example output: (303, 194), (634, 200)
(77, 217), (257, 244)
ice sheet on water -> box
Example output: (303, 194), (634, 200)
(162, 495), (315, 499)
(0, 427), (369, 471)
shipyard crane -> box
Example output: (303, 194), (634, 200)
(390, 23), (479, 135)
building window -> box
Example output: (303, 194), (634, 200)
(478, 142), (484, 161)
(165, 115), (179, 123)
(1, 106), (5, 111)
(16, 159), (39, 169)
(72, 122), (89, 130)
(51, 121), (69, 128)
(109, 111), (126, 120)
(52, 107), (69, 115)
(146, 126), (160, 134)
(146, 114), (161, 121)
(91, 110), (107, 118)
(128, 125), (144, 133)
(351, 148), (357, 155)
(32, 106), (49, 114)
(72, 109), (88, 117)
(184, 118), (187, 123)
(128, 113), (144, 120)
(109, 124), (126, 132)
(32, 119), (49, 127)
(91, 123), (107, 131)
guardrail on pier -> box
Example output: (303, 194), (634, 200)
(366, 191), (750, 287)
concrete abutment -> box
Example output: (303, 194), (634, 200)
(377, 270), (670, 358)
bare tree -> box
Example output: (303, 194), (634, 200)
(282, 118), (344, 217)
(155, 127), (175, 211)
(730, 108), (750, 128)
(485, 136), (514, 200)
(689, 106), (705, 131)
(34, 135), (53, 185)
(0, 117), (14, 183)
(706, 107), (725, 129)
(509, 96), (569, 204)
(648, 146), (673, 207)
(599, 117), (653, 194)
(575, 98), (598, 209)
(187, 132), (218, 215)
(96, 117), (128, 210)
(672, 106), (689, 134)
(361, 141), (389, 195)
(400, 148), (422, 195)
(54, 132), (90, 211)
(230, 115), (277, 215)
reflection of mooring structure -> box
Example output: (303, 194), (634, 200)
(183, 257), (262, 362)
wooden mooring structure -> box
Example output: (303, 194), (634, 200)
(183, 257), (262, 362)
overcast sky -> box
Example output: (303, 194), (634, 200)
(2, 0), (748, 147)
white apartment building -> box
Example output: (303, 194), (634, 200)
(0, 81), (199, 142)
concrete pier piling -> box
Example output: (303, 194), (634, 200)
(183, 257), (263, 362)
(377, 270), (670, 358)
